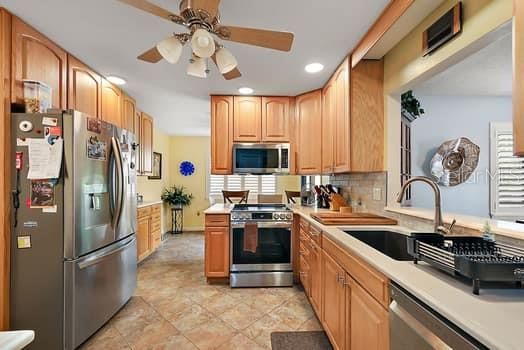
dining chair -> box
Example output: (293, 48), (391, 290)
(222, 190), (250, 204)
(285, 190), (301, 204)
(257, 194), (283, 204)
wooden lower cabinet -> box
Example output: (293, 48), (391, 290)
(321, 250), (346, 350)
(309, 239), (322, 315)
(204, 214), (230, 278)
(137, 204), (162, 262)
(347, 274), (389, 350)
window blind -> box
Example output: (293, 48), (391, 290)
(209, 175), (277, 196)
(490, 123), (524, 217)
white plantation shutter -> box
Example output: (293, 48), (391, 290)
(490, 123), (524, 218)
(209, 174), (277, 196)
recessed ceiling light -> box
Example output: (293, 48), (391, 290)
(107, 75), (127, 85)
(238, 87), (254, 95)
(305, 63), (324, 74)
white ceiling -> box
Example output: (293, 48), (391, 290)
(414, 29), (512, 97)
(1, 0), (389, 135)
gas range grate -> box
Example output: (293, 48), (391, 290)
(407, 234), (524, 295)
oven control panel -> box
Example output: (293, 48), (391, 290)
(231, 211), (293, 222)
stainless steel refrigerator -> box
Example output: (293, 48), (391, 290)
(10, 110), (137, 349)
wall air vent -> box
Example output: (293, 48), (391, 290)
(422, 2), (462, 56)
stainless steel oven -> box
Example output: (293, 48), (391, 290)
(233, 143), (290, 175)
(230, 204), (293, 287)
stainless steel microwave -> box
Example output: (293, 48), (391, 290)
(233, 143), (290, 175)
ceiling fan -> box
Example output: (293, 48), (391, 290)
(117, 0), (295, 80)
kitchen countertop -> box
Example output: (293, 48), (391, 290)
(204, 203), (524, 349)
(0, 331), (35, 350)
(137, 200), (163, 208)
(203, 203), (235, 214)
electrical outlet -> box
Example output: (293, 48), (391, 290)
(372, 188), (382, 201)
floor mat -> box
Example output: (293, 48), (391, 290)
(270, 331), (333, 350)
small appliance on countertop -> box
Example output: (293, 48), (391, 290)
(230, 204), (293, 287)
(407, 233), (524, 295)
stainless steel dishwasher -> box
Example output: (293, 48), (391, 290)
(389, 283), (487, 350)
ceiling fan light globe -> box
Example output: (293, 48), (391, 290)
(156, 36), (183, 64)
(191, 28), (216, 58)
(187, 56), (208, 78)
(215, 47), (238, 74)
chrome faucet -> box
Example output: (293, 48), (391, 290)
(396, 176), (456, 235)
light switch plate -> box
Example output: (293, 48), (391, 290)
(373, 188), (382, 201)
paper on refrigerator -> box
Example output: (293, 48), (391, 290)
(27, 138), (63, 179)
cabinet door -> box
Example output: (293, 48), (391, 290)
(140, 112), (154, 175)
(261, 97), (290, 142)
(101, 78), (122, 127)
(205, 226), (230, 277)
(211, 96), (234, 174)
(309, 240), (322, 316)
(348, 275), (389, 350)
(351, 60), (384, 172)
(333, 59), (350, 173)
(134, 110), (143, 174)
(67, 55), (102, 118)
(234, 96), (261, 142)
(122, 93), (137, 133)
(299, 250), (311, 296)
(137, 217), (151, 262)
(322, 250), (345, 350)
(296, 90), (322, 174)
(12, 17), (67, 109)
(322, 80), (336, 174)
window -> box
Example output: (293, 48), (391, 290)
(209, 175), (277, 197)
(400, 116), (412, 202)
(490, 123), (524, 218)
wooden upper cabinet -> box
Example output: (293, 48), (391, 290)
(347, 275), (389, 350)
(296, 90), (323, 174)
(12, 17), (67, 109)
(134, 109), (143, 173)
(233, 96), (262, 142)
(101, 78), (122, 128)
(211, 96), (234, 175)
(350, 59), (384, 172)
(333, 58), (350, 173)
(261, 97), (290, 142)
(140, 112), (154, 175)
(122, 93), (137, 133)
(322, 249), (346, 350)
(67, 55), (101, 118)
(322, 80), (336, 174)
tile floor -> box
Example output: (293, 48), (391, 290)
(80, 232), (322, 350)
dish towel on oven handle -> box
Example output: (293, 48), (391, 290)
(243, 221), (258, 253)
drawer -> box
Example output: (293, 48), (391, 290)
(137, 206), (151, 219)
(323, 234), (389, 308)
(151, 204), (161, 215)
(205, 214), (230, 227)
(309, 224), (322, 245)
(151, 214), (161, 224)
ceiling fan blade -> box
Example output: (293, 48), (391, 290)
(190, 0), (220, 19)
(216, 25), (294, 52)
(211, 54), (241, 80)
(117, 0), (185, 24)
(138, 46), (163, 63)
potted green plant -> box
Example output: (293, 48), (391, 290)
(161, 185), (193, 209)
(401, 90), (425, 122)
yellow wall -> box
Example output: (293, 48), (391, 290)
(168, 136), (211, 230)
(383, 0), (512, 209)
(136, 128), (172, 233)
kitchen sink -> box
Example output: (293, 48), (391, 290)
(344, 230), (413, 261)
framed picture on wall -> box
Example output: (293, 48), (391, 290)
(148, 152), (162, 180)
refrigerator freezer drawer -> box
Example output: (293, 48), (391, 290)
(64, 235), (137, 349)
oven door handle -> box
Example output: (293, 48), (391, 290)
(231, 222), (292, 229)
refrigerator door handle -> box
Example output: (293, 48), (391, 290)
(77, 236), (135, 270)
(111, 137), (124, 230)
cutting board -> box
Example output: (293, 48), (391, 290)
(310, 212), (398, 226)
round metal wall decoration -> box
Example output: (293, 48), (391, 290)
(430, 137), (480, 186)
(179, 161), (195, 176)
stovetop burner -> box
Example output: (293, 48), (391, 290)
(232, 204), (290, 212)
